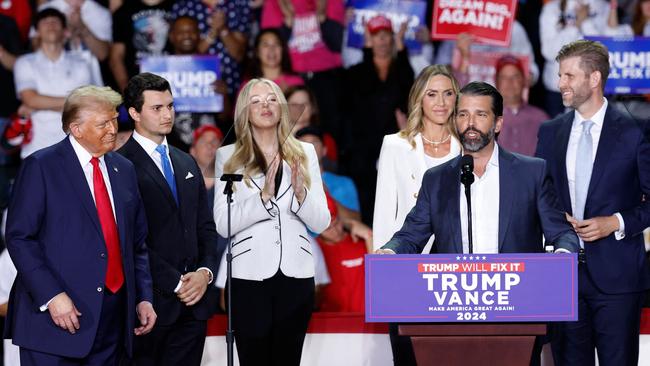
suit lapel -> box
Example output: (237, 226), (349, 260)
(126, 138), (178, 208)
(104, 153), (128, 252)
(498, 149), (515, 251)
(58, 139), (103, 236)
(587, 107), (621, 200)
(169, 147), (190, 210)
(555, 113), (574, 213)
(445, 158), (463, 253)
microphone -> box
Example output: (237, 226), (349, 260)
(460, 154), (474, 187)
(460, 154), (474, 254)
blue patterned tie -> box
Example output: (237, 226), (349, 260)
(574, 120), (594, 226)
(156, 144), (178, 204)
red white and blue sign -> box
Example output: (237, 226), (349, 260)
(347, 0), (427, 53)
(140, 55), (223, 113)
(366, 253), (577, 322)
(585, 36), (650, 95)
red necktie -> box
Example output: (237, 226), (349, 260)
(91, 157), (124, 293)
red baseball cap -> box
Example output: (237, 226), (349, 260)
(192, 125), (223, 146)
(496, 55), (525, 77)
(367, 14), (393, 34)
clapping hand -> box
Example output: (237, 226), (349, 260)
(261, 156), (281, 203)
(291, 158), (306, 204)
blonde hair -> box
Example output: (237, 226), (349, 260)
(224, 78), (311, 188)
(399, 65), (460, 148)
(62, 85), (122, 133)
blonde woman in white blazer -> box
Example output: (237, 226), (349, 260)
(213, 79), (330, 366)
(373, 65), (461, 364)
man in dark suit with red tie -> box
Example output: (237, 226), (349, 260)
(4, 85), (157, 365)
(118, 73), (219, 365)
(536, 40), (650, 366)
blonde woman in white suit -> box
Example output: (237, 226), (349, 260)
(373, 65), (461, 366)
(213, 78), (330, 366)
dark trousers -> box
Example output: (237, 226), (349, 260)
(230, 271), (314, 366)
(389, 323), (416, 366)
(130, 306), (207, 366)
(552, 264), (644, 366)
(20, 288), (126, 366)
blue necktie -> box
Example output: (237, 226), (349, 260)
(156, 144), (178, 204)
(574, 120), (594, 227)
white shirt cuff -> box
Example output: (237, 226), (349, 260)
(614, 213), (625, 240)
(197, 267), (214, 284)
(173, 277), (183, 293)
(40, 297), (55, 312)
(554, 248), (571, 254)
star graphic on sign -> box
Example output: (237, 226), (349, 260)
(469, 256), (474, 260)
(463, 256), (467, 260)
(456, 256), (461, 260)
(482, 256), (487, 260)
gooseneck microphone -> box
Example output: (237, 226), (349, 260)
(460, 154), (475, 254)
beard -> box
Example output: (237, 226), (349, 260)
(459, 126), (495, 152)
(561, 80), (592, 109)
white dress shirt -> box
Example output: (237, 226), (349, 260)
(565, 98), (625, 240)
(132, 131), (175, 176)
(460, 144), (501, 254)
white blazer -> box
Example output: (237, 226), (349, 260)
(213, 141), (330, 285)
(373, 133), (460, 250)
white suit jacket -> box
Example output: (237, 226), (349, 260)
(373, 133), (460, 250)
(214, 142), (330, 285)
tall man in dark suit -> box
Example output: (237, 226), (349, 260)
(118, 73), (219, 366)
(4, 85), (157, 365)
(535, 40), (650, 366)
(377, 81), (578, 256)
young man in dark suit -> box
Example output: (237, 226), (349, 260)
(536, 40), (650, 366)
(118, 73), (219, 366)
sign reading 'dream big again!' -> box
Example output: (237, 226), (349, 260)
(366, 253), (577, 322)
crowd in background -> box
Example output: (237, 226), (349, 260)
(0, 1), (649, 363)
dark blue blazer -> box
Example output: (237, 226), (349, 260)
(535, 106), (650, 294)
(4, 138), (153, 358)
(383, 148), (579, 254)
(118, 137), (218, 326)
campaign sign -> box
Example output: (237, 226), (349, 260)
(585, 36), (650, 95)
(366, 253), (577, 322)
(431, 0), (518, 47)
(140, 55), (223, 113)
(347, 0), (427, 53)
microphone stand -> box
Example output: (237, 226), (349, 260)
(221, 173), (243, 366)
(463, 183), (473, 254)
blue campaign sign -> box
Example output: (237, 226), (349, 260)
(140, 55), (223, 113)
(366, 253), (578, 323)
(347, 0), (427, 53)
(586, 36), (650, 95)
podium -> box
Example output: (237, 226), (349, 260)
(399, 323), (546, 365)
(365, 254), (577, 365)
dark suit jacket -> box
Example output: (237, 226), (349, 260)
(4, 138), (153, 358)
(535, 106), (650, 294)
(118, 137), (218, 325)
(382, 148), (579, 254)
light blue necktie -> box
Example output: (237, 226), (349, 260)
(574, 120), (594, 226)
(156, 144), (178, 204)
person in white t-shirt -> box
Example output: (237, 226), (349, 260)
(13, 8), (102, 158)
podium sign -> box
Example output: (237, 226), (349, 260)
(366, 253), (577, 322)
